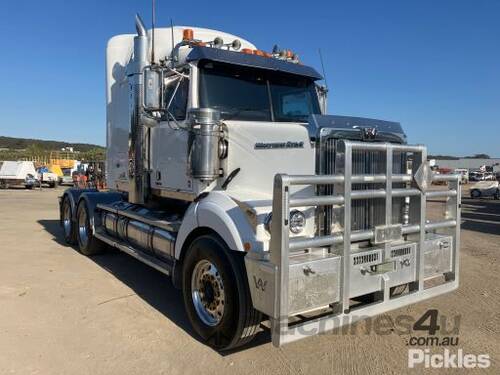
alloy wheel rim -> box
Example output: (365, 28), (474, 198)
(191, 259), (225, 326)
(63, 202), (72, 238)
(78, 207), (89, 248)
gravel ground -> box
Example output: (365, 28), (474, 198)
(0, 187), (499, 374)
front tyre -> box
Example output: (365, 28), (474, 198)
(471, 189), (481, 199)
(182, 235), (261, 350)
(76, 200), (104, 256)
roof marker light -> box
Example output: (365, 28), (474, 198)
(241, 48), (253, 54)
(183, 28), (194, 41)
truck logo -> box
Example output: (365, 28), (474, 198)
(361, 127), (378, 140)
(253, 276), (268, 291)
(254, 141), (304, 150)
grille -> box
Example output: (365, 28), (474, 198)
(391, 246), (412, 258)
(353, 252), (379, 265)
(320, 138), (406, 235)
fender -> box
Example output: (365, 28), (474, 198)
(77, 191), (124, 230)
(60, 188), (98, 224)
(174, 191), (261, 260)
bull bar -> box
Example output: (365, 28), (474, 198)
(246, 139), (461, 347)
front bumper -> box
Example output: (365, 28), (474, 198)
(244, 140), (461, 346)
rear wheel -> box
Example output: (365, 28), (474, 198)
(76, 200), (104, 256)
(61, 196), (76, 244)
(182, 235), (261, 350)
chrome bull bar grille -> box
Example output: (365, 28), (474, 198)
(320, 138), (407, 233)
(255, 140), (461, 347)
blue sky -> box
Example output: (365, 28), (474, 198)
(0, 0), (498, 156)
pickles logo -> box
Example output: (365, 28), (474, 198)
(408, 349), (490, 369)
(253, 276), (267, 291)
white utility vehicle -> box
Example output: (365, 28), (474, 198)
(38, 168), (58, 188)
(0, 161), (38, 189)
(59, 14), (461, 349)
(470, 180), (499, 199)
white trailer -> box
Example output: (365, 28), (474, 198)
(0, 161), (38, 189)
(59, 14), (461, 349)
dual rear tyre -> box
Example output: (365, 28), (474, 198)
(61, 196), (103, 255)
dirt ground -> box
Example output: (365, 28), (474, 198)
(0, 187), (499, 375)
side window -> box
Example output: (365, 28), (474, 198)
(281, 92), (312, 117)
(164, 76), (189, 120)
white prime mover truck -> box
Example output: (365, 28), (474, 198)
(59, 14), (461, 349)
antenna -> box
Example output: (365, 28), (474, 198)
(318, 48), (328, 91)
(169, 18), (175, 65)
(170, 18), (175, 50)
(151, 0), (156, 63)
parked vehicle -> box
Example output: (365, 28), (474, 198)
(37, 166), (58, 188)
(59, 14), (461, 349)
(469, 171), (495, 182)
(60, 169), (75, 186)
(0, 161), (39, 189)
(470, 181), (500, 199)
(484, 172), (496, 181)
(454, 168), (469, 184)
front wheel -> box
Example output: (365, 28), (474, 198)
(182, 235), (262, 350)
(471, 189), (481, 199)
(76, 200), (104, 256)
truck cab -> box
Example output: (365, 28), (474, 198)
(60, 14), (461, 350)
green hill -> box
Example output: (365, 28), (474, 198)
(0, 136), (104, 152)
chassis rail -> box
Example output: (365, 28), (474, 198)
(261, 140), (461, 346)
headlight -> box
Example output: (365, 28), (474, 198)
(264, 210), (306, 235)
(289, 210), (306, 234)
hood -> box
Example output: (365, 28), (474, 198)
(222, 120), (315, 201)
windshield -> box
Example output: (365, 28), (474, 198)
(198, 60), (321, 122)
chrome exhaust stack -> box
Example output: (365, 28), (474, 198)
(128, 14), (149, 204)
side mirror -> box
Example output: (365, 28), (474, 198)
(316, 84), (328, 115)
(143, 68), (163, 111)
